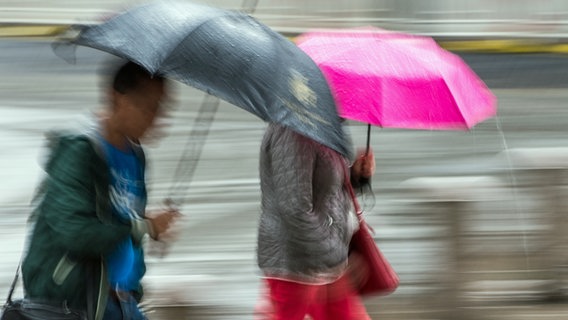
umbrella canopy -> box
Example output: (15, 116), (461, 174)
(69, 0), (351, 157)
(296, 27), (497, 130)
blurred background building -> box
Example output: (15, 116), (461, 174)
(2, 0), (568, 39)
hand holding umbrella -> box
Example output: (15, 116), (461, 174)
(352, 147), (376, 186)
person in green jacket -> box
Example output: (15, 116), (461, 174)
(22, 61), (179, 320)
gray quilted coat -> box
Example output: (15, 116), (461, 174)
(257, 124), (359, 284)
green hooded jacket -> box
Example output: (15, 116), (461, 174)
(22, 126), (153, 320)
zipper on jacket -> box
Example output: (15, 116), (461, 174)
(95, 259), (105, 320)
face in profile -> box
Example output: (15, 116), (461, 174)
(115, 78), (167, 141)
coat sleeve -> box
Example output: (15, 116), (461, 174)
(40, 137), (133, 258)
(267, 129), (329, 245)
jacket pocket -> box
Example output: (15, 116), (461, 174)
(52, 253), (77, 286)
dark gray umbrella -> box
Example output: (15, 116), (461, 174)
(69, 0), (351, 157)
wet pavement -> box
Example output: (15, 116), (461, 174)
(1, 39), (568, 319)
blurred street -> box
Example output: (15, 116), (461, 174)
(1, 37), (568, 320)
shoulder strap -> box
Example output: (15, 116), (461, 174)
(343, 164), (376, 235)
(4, 263), (20, 305)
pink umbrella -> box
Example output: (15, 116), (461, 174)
(296, 27), (497, 137)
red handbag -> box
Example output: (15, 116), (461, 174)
(345, 170), (400, 296)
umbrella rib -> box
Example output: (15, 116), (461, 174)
(155, 11), (240, 69)
(439, 79), (469, 129)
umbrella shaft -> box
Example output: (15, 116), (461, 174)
(168, 94), (220, 206)
(366, 124), (371, 155)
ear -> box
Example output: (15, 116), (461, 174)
(110, 89), (127, 112)
(106, 88), (116, 105)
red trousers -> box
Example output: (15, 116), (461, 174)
(255, 277), (370, 320)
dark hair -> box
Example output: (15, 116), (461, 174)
(112, 61), (164, 94)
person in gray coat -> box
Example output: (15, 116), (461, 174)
(256, 123), (375, 320)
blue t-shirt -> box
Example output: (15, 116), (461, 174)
(101, 139), (145, 291)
